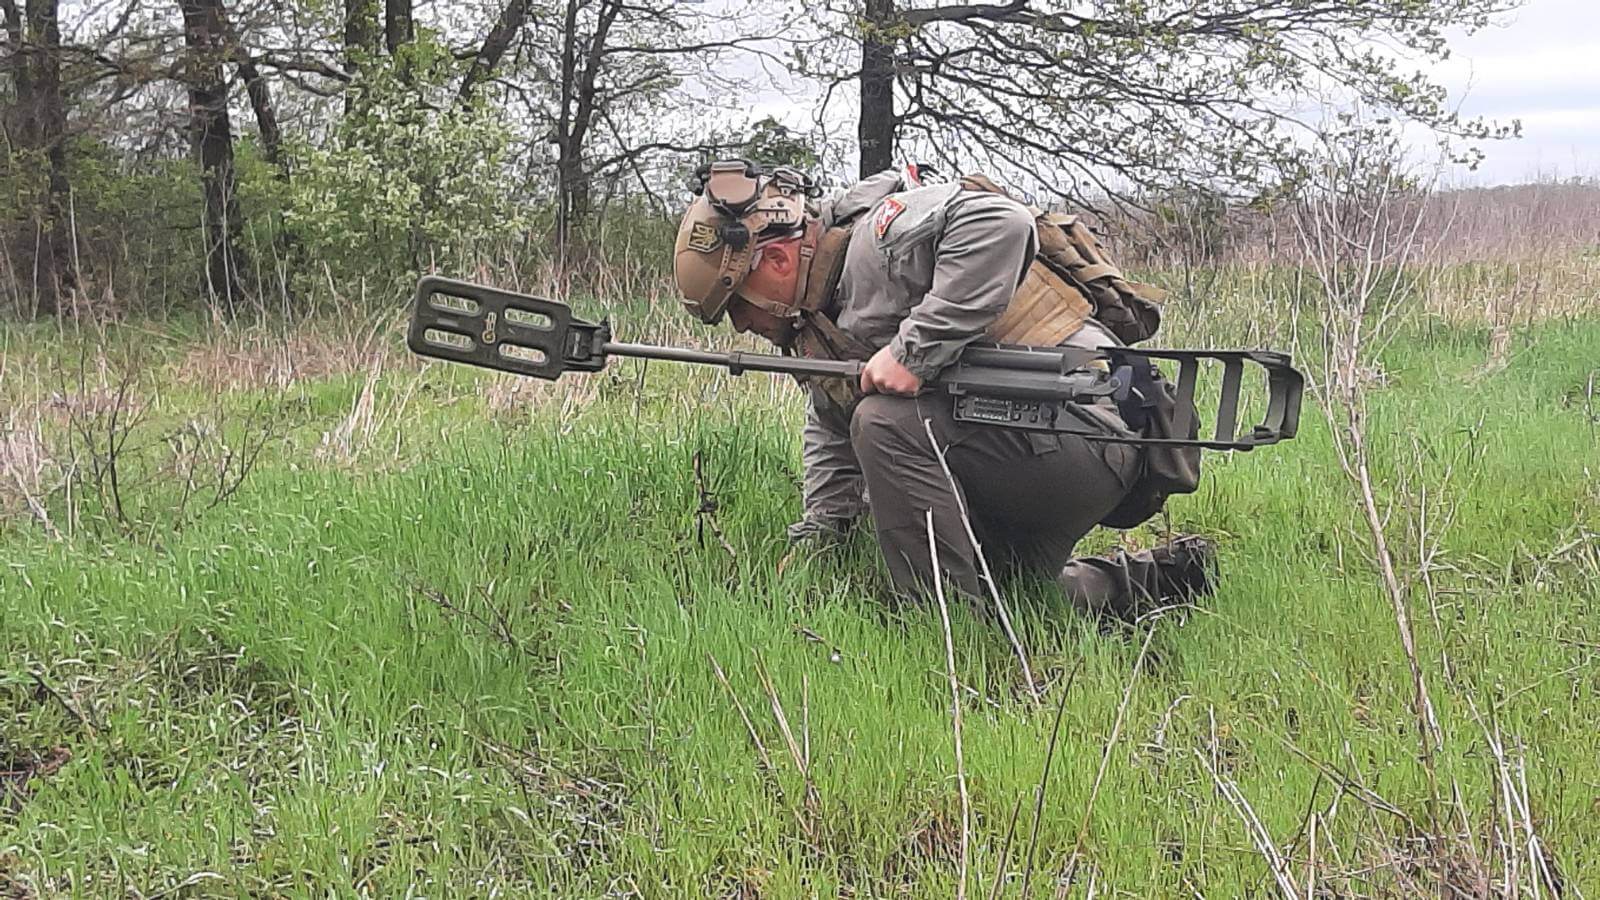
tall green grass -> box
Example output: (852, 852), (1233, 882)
(2, 311), (1598, 896)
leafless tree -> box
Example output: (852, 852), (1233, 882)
(500, 0), (777, 258)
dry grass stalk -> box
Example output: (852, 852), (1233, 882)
(1200, 706), (1301, 898)
(1, 397), (62, 539)
(317, 358), (428, 466)
(921, 417), (1039, 700)
(1462, 693), (1570, 898)
(1058, 624), (1156, 894)
(319, 359), (384, 463)
(710, 653), (829, 846)
(175, 321), (403, 392)
(1017, 658), (1081, 900)
(987, 795), (1025, 900)
(753, 658), (823, 841)
(708, 653), (774, 775)
(926, 507), (972, 900)
(754, 662), (815, 785)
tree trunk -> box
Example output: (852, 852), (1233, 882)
(342, 0), (380, 72)
(1, 0), (25, 148)
(180, 0), (249, 315)
(458, 0), (531, 105)
(3, 0), (35, 314)
(858, 0), (897, 178)
(553, 0), (579, 257)
(213, 4), (283, 170)
(4, 0), (76, 317)
(554, 0), (617, 263)
(384, 0), (412, 53)
(556, 151), (590, 254)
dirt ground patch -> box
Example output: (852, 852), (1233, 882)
(1, 744), (70, 815)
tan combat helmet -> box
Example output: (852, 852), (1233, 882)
(674, 159), (817, 324)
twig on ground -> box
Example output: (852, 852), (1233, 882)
(921, 417), (1038, 700)
(414, 581), (526, 655)
(692, 450), (737, 559)
(30, 671), (101, 735)
(927, 507), (971, 900)
(1265, 725), (1411, 823)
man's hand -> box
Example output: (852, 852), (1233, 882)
(860, 345), (923, 396)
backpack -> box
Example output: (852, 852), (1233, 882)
(958, 174), (1164, 346)
(804, 170), (1202, 529)
(1098, 358), (1202, 529)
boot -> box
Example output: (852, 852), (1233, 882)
(1150, 534), (1217, 603)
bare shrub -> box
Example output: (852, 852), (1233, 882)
(1112, 178), (1600, 330)
(1291, 121), (1576, 893)
(19, 347), (284, 541)
(176, 324), (401, 392)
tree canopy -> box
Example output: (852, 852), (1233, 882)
(0, 0), (1522, 317)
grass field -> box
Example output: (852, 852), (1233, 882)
(2, 275), (1599, 896)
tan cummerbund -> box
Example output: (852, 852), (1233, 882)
(986, 260), (1093, 346)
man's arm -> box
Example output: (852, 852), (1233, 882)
(887, 193), (1038, 383)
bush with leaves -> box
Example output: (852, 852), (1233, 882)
(281, 40), (527, 300)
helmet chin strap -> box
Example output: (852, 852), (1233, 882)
(735, 221), (821, 318)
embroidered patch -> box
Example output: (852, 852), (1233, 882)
(873, 197), (906, 240)
(686, 222), (721, 253)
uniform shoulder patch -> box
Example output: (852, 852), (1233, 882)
(686, 222), (721, 253)
(873, 197), (906, 240)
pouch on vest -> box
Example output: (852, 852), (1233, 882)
(1098, 361), (1202, 529)
(960, 174), (1166, 346)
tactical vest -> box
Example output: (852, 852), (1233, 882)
(793, 174), (1166, 369)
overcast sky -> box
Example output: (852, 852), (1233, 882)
(1431, 0), (1600, 184)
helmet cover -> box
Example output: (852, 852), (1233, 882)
(674, 159), (816, 323)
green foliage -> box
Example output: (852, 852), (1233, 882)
(740, 116), (820, 171)
(279, 42), (527, 296)
(15, 138), (208, 315)
(2, 296), (1598, 893)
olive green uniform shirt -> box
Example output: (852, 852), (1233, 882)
(797, 174), (1117, 533)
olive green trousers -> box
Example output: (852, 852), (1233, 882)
(849, 393), (1173, 618)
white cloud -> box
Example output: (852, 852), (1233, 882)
(1429, 0), (1600, 182)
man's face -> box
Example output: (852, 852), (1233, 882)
(727, 296), (797, 346)
(727, 236), (803, 346)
